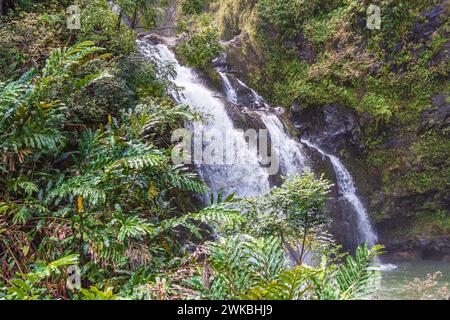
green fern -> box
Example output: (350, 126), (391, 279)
(244, 266), (320, 300)
(80, 286), (122, 300)
(336, 243), (383, 300)
(0, 41), (103, 173)
(2, 255), (79, 300)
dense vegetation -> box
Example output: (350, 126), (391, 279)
(0, 1), (384, 300)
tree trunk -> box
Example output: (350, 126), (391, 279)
(131, 5), (138, 29)
(1, 0), (16, 15)
(116, 10), (123, 31)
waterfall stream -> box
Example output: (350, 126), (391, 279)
(218, 72), (310, 176)
(300, 139), (378, 247)
(218, 72), (238, 104)
(260, 114), (310, 175)
(218, 72), (378, 248)
(138, 36), (380, 251)
(138, 40), (270, 199)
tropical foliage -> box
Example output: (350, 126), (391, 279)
(0, 0), (386, 301)
(177, 25), (223, 69)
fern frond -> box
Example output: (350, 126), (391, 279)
(244, 266), (319, 300)
(336, 243), (384, 300)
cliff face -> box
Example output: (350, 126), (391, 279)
(205, 0), (449, 259)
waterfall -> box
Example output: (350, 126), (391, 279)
(216, 70), (379, 247)
(300, 139), (378, 247)
(138, 39), (270, 199)
(218, 72), (309, 175)
(218, 72), (238, 104)
(259, 114), (310, 175)
(138, 36), (379, 252)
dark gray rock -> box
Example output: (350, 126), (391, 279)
(409, 4), (446, 43)
(212, 52), (228, 70)
(222, 73), (266, 109)
(289, 104), (364, 154)
(419, 94), (450, 132)
(223, 101), (266, 131)
(291, 102), (303, 113)
(383, 236), (450, 261)
(327, 197), (361, 253)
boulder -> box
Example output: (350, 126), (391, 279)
(419, 94), (450, 133)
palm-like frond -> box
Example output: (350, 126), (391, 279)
(336, 243), (383, 300)
(0, 41), (103, 174)
(244, 266), (320, 300)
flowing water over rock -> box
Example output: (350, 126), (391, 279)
(300, 139), (378, 248)
(138, 39), (271, 199)
(217, 71), (379, 249)
(217, 72), (310, 176)
(218, 72), (238, 104)
(260, 114), (310, 175)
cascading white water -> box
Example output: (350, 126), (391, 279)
(218, 72), (238, 104)
(138, 39), (270, 199)
(217, 71), (378, 248)
(259, 114), (310, 175)
(218, 72), (309, 176)
(138, 36), (379, 252)
(300, 139), (378, 247)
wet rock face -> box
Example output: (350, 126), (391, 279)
(225, 32), (264, 83)
(289, 104), (364, 155)
(327, 197), (361, 253)
(383, 236), (450, 262)
(224, 102), (266, 131)
(226, 74), (266, 109)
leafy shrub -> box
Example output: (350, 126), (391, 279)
(181, 0), (205, 15)
(79, 0), (135, 54)
(152, 235), (382, 300)
(0, 11), (65, 80)
(0, 255), (79, 300)
(177, 26), (223, 69)
(0, 41), (210, 297)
